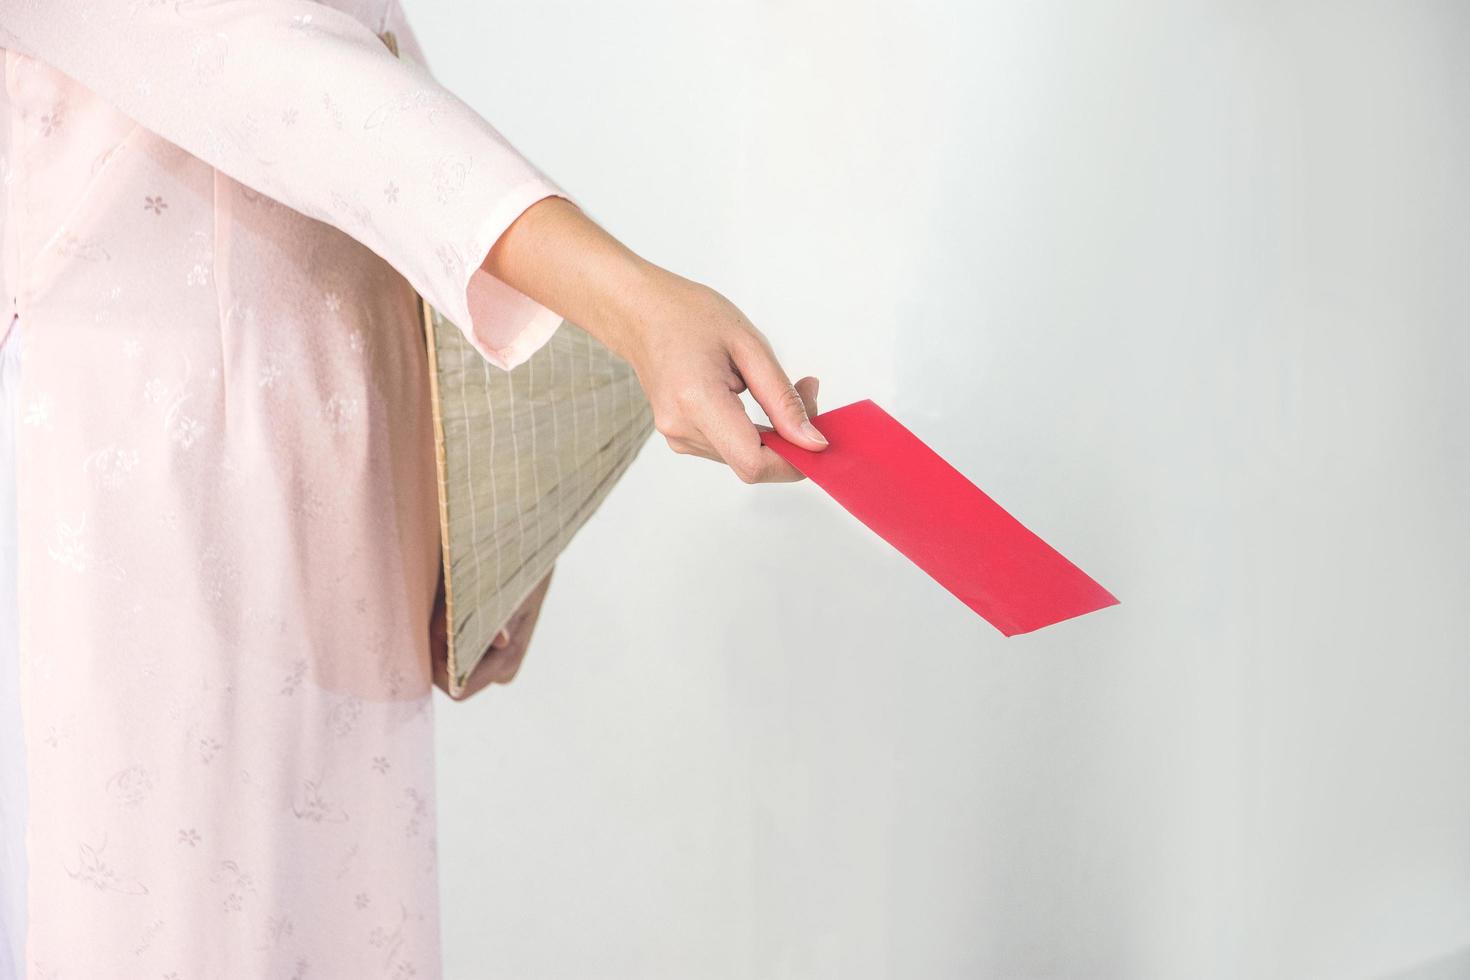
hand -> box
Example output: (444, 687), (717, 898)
(621, 271), (824, 483)
(430, 567), (554, 699)
(482, 197), (829, 483)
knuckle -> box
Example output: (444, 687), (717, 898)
(777, 383), (807, 415)
(731, 457), (763, 484)
(673, 383), (708, 408)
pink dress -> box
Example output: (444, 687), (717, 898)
(0, 1), (567, 976)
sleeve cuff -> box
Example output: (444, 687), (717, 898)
(437, 179), (573, 372)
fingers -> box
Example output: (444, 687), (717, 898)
(749, 374), (821, 438)
(686, 388), (806, 484)
(663, 374), (824, 483)
(476, 645), (528, 685)
(471, 569), (552, 689)
(451, 632), (525, 698)
(733, 341), (828, 452)
(794, 375), (820, 419)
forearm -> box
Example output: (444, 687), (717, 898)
(480, 197), (682, 363)
(482, 194), (828, 481)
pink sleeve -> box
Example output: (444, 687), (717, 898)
(0, 0), (568, 370)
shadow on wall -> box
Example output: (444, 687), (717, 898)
(1382, 947), (1470, 980)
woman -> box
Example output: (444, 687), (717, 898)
(0, 1), (826, 976)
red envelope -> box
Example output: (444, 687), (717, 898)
(760, 399), (1118, 635)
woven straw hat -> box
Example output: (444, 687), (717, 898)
(420, 298), (652, 696)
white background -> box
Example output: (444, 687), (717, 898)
(415, 1), (1470, 977)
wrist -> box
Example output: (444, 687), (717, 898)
(598, 258), (694, 363)
(481, 195), (686, 364)
(586, 251), (656, 358)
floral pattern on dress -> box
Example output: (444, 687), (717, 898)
(0, 0), (566, 975)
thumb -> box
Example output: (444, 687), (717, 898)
(736, 344), (828, 451)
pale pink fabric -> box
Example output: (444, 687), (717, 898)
(0, 0), (567, 975)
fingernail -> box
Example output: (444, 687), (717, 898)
(811, 378), (820, 397)
(801, 420), (828, 445)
